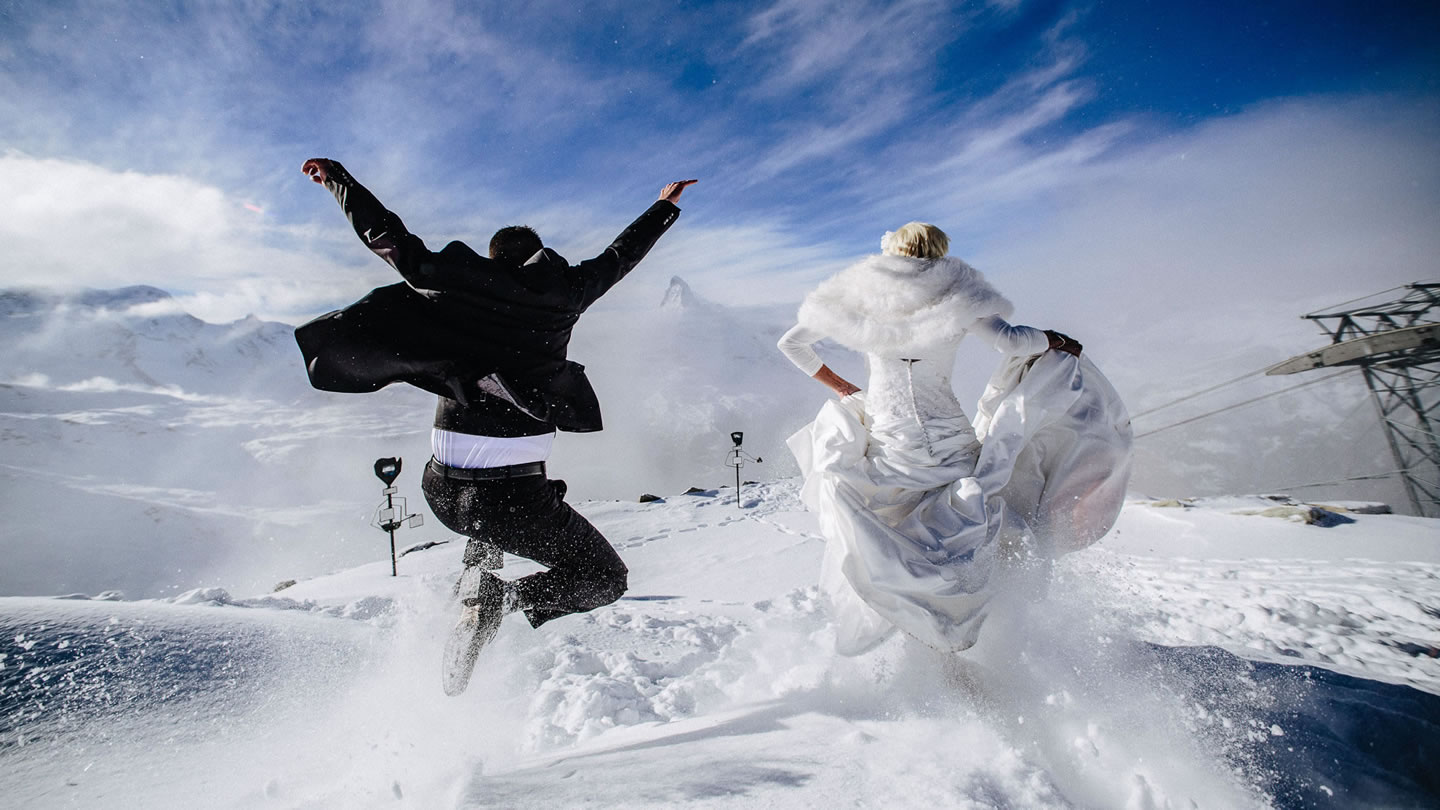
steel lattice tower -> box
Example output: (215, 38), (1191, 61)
(1269, 283), (1440, 516)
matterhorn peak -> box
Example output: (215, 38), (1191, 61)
(660, 276), (698, 311)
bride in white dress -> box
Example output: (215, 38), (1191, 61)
(779, 223), (1132, 655)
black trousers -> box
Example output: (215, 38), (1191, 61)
(421, 466), (628, 627)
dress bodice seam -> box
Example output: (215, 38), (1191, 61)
(902, 359), (937, 454)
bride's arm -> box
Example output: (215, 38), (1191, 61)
(971, 315), (1081, 357)
(777, 324), (861, 397)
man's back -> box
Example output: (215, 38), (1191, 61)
(424, 242), (583, 376)
(295, 159), (682, 433)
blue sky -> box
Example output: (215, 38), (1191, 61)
(0, 0), (1436, 325)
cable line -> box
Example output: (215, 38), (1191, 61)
(1131, 367), (1268, 419)
(1303, 285), (1408, 318)
(1263, 468), (1410, 492)
(1129, 317), (1439, 422)
(1383, 418), (1440, 441)
(1133, 369), (1355, 439)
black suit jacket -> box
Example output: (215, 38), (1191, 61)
(295, 162), (679, 434)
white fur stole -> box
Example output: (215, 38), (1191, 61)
(796, 255), (1014, 356)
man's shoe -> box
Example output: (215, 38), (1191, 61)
(450, 563), (490, 602)
(442, 572), (515, 696)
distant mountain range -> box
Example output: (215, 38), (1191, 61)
(0, 280), (1403, 599)
(0, 285), (300, 396)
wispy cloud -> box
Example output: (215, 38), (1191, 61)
(0, 0), (1434, 336)
(723, 0), (964, 185)
(0, 152), (379, 321)
(741, 0), (956, 96)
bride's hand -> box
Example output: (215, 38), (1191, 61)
(1044, 330), (1082, 357)
(814, 365), (860, 397)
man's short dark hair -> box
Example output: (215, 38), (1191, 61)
(489, 226), (543, 266)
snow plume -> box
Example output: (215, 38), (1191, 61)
(615, 558), (1269, 808)
(554, 279), (840, 499)
(51, 376), (223, 403)
(959, 573), (1262, 807)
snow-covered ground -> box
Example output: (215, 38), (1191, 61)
(4, 481), (1437, 809)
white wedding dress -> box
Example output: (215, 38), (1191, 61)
(782, 256), (1132, 655)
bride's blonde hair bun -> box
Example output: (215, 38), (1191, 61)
(881, 222), (949, 259)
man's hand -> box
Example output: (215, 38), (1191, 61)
(658, 179), (698, 204)
(1044, 329), (1083, 357)
(302, 158), (337, 185)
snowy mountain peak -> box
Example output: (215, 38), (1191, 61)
(0, 285), (300, 397)
(71, 285), (173, 310)
(0, 285), (175, 318)
(660, 276), (699, 311)
(0, 289), (48, 317)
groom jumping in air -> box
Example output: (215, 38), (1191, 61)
(295, 158), (695, 694)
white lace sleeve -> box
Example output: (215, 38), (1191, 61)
(971, 314), (1049, 356)
(777, 324), (825, 376)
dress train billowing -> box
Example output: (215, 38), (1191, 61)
(788, 350), (1131, 654)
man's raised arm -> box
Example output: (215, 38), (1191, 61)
(573, 179), (697, 308)
(302, 158), (446, 292)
